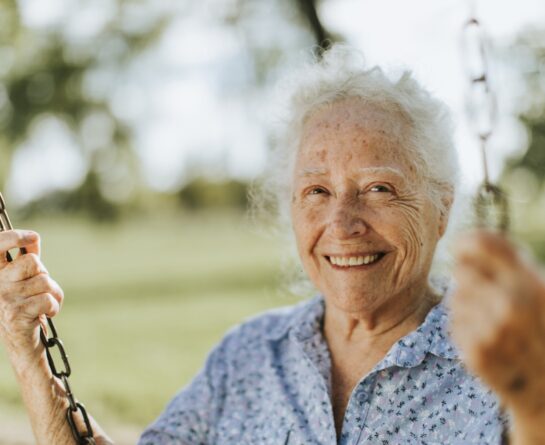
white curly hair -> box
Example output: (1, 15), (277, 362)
(252, 44), (461, 295)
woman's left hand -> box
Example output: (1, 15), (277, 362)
(449, 231), (545, 441)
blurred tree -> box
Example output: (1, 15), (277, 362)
(503, 31), (545, 185)
(178, 178), (249, 211)
(295, 0), (335, 53)
(0, 0), (171, 220)
(501, 29), (545, 260)
(225, 0), (339, 88)
(0, 0), (341, 219)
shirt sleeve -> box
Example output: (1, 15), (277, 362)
(137, 337), (230, 445)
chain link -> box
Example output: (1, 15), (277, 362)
(0, 193), (96, 444)
(460, 14), (509, 232)
(461, 9), (510, 438)
(461, 17), (498, 145)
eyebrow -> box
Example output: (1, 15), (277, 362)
(357, 166), (407, 179)
(298, 168), (328, 177)
(297, 166), (407, 180)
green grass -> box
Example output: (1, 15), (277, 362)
(0, 212), (298, 429)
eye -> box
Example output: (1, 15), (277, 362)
(369, 184), (392, 193)
(307, 186), (328, 196)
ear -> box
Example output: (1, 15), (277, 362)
(437, 187), (454, 238)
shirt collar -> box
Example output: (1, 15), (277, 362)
(377, 299), (460, 371)
(265, 296), (324, 342)
(266, 282), (460, 368)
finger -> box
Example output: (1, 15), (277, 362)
(453, 281), (511, 326)
(0, 230), (40, 268)
(455, 230), (519, 275)
(13, 274), (64, 306)
(457, 249), (543, 312)
(12, 230), (41, 258)
(1, 253), (48, 282)
(450, 268), (513, 341)
(455, 230), (516, 260)
(452, 263), (501, 306)
(454, 232), (529, 294)
(20, 293), (60, 320)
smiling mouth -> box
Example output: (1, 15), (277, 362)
(325, 253), (386, 268)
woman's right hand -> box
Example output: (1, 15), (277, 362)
(0, 229), (64, 369)
(0, 229), (114, 445)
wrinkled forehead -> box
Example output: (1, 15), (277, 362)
(295, 98), (417, 178)
(300, 97), (411, 146)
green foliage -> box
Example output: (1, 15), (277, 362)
(0, 0), (339, 217)
(0, 0), (170, 200)
(177, 178), (249, 210)
(507, 114), (545, 183)
(501, 30), (545, 261)
(18, 171), (120, 221)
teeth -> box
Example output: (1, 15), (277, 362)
(329, 254), (380, 267)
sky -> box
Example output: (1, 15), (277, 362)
(7, 0), (545, 204)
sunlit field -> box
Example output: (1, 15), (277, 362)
(1, 208), (544, 444)
(0, 212), (299, 444)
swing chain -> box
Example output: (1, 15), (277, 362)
(461, 16), (509, 232)
(0, 193), (96, 445)
(461, 17), (497, 147)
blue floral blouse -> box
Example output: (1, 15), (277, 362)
(138, 294), (507, 444)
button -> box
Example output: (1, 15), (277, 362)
(356, 391), (367, 403)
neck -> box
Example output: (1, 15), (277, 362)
(323, 283), (440, 348)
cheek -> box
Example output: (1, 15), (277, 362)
(386, 200), (431, 273)
(291, 202), (322, 252)
(402, 205), (441, 267)
(291, 201), (330, 284)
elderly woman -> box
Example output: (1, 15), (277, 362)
(1, 46), (545, 445)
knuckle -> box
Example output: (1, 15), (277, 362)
(14, 230), (30, 244)
(25, 253), (41, 269)
(19, 230), (39, 242)
(56, 286), (65, 303)
(11, 254), (41, 279)
(45, 276), (58, 292)
(20, 293), (52, 317)
(37, 274), (50, 289)
(44, 293), (56, 311)
(46, 277), (63, 304)
(22, 274), (47, 294)
(46, 294), (60, 316)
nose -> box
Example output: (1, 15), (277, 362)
(328, 198), (368, 239)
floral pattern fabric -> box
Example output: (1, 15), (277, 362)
(138, 293), (506, 445)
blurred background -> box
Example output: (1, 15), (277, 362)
(0, 0), (544, 443)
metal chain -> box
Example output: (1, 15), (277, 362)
(0, 193), (96, 445)
(461, 9), (511, 444)
(461, 14), (510, 232)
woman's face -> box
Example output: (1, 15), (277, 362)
(291, 98), (449, 314)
